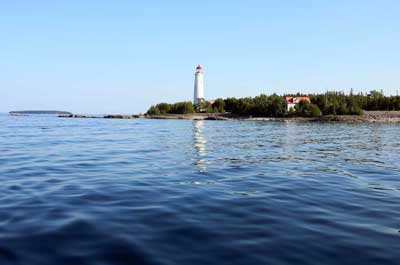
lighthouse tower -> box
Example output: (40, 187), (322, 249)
(193, 65), (204, 105)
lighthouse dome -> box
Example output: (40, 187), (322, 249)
(196, 65), (202, 70)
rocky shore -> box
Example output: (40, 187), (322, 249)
(59, 114), (140, 119)
(313, 111), (400, 123)
(144, 111), (400, 123)
(58, 111), (400, 123)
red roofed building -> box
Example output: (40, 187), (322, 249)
(285, 96), (311, 111)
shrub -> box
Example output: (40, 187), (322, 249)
(147, 101), (194, 114)
(147, 105), (160, 115)
(308, 104), (321, 117)
(212, 98), (225, 112)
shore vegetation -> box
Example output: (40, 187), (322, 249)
(147, 90), (400, 117)
(147, 101), (195, 115)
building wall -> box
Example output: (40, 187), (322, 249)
(287, 103), (296, 111)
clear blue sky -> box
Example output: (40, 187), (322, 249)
(1, 0), (399, 113)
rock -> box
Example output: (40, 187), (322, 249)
(58, 114), (99, 118)
(205, 116), (229, 120)
(103, 115), (138, 119)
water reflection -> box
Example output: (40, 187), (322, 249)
(281, 122), (303, 160)
(2, 115), (400, 265)
(192, 120), (206, 171)
(368, 125), (383, 152)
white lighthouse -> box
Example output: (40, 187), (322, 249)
(193, 65), (204, 105)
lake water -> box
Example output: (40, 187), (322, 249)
(0, 114), (399, 265)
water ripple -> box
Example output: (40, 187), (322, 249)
(0, 115), (399, 264)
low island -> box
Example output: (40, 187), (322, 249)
(144, 90), (400, 123)
(10, 110), (72, 115)
(57, 90), (400, 123)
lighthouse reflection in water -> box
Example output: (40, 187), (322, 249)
(192, 120), (206, 171)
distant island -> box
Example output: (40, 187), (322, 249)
(9, 110), (72, 115)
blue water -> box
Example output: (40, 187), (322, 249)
(0, 114), (399, 265)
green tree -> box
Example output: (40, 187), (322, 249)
(212, 98), (225, 112)
(308, 104), (321, 117)
(295, 100), (309, 116)
(147, 105), (160, 115)
(156, 103), (171, 114)
(171, 101), (195, 114)
(224, 97), (238, 112)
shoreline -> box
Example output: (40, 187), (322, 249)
(57, 111), (400, 123)
(144, 111), (400, 123)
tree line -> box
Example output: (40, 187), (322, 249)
(147, 90), (400, 117)
(147, 101), (195, 115)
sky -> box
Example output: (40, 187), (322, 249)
(1, 0), (399, 114)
